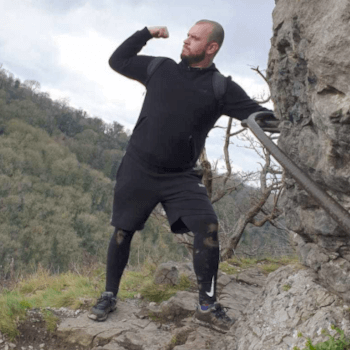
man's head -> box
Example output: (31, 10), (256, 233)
(181, 20), (224, 68)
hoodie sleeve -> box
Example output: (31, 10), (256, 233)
(222, 76), (272, 121)
(108, 27), (155, 86)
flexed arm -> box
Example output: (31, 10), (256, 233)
(108, 26), (169, 85)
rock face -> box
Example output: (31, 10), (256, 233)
(56, 270), (262, 350)
(267, 0), (350, 301)
(52, 266), (350, 350)
(232, 266), (350, 350)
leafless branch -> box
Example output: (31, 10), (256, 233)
(229, 128), (246, 137)
(249, 65), (271, 104)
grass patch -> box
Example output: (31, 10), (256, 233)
(219, 261), (239, 275)
(222, 255), (300, 275)
(225, 257), (259, 269)
(0, 262), (194, 340)
(120, 261), (192, 302)
(293, 325), (350, 350)
(264, 256), (300, 265)
(0, 266), (105, 340)
(0, 292), (32, 339)
(260, 263), (281, 275)
(42, 309), (60, 332)
(140, 274), (192, 303)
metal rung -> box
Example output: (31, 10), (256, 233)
(241, 111), (350, 234)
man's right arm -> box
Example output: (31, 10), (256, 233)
(109, 26), (169, 86)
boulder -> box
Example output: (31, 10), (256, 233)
(154, 262), (179, 285)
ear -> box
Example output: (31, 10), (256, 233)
(207, 41), (219, 55)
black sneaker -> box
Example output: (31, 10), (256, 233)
(88, 292), (117, 321)
(194, 302), (236, 333)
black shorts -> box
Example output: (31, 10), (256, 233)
(111, 153), (217, 233)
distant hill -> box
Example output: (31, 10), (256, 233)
(0, 65), (129, 180)
(0, 118), (115, 276)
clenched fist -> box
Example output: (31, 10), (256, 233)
(147, 26), (169, 38)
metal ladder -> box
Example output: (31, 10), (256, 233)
(241, 111), (350, 234)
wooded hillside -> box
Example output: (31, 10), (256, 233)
(0, 65), (291, 280)
(0, 66), (189, 278)
(0, 66), (128, 181)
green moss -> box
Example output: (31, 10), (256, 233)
(293, 325), (350, 350)
(219, 261), (238, 275)
(282, 284), (292, 292)
(177, 274), (192, 290)
(42, 309), (59, 332)
(260, 263), (280, 274)
(166, 332), (190, 350)
(140, 282), (177, 303)
(226, 257), (258, 269)
(140, 275), (192, 303)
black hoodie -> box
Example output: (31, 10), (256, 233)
(109, 27), (270, 173)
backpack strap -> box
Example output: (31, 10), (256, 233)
(146, 57), (168, 84)
(147, 60), (228, 116)
(212, 71), (227, 116)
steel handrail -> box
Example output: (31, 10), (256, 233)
(241, 111), (350, 234)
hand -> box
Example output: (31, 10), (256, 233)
(256, 114), (280, 133)
(147, 26), (169, 38)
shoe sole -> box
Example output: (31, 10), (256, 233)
(88, 305), (117, 322)
(192, 315), (231, 334)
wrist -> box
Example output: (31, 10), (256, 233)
(144, 26), (153, 39)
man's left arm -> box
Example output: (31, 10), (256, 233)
(221, 76), (274, 121)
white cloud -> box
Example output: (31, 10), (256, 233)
(0, 0), (276, 172)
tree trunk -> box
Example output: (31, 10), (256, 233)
(221, 189), (271, 261)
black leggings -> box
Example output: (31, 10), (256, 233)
(106, 214), (219, 305)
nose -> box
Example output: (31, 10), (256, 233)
(184, 37), (190, 45)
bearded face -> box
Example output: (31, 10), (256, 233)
(181, 23), (213, 66)
(180, 49), (206, 65)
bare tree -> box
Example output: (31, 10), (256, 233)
(219, 133), (284, 260)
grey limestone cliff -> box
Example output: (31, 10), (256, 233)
(267, 0), (350, 301)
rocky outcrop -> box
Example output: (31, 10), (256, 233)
(267, 0), (350, 301)
(4, 263), (350, 350)
(36, 265), (349, 350)
(55, 267), (263, 350)
(232, 265), (350, 350)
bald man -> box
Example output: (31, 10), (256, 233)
(88, 20), (273, 333)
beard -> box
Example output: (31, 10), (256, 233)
(180, 49), (206, 66)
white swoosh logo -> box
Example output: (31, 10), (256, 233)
(206, 276), (215, 297)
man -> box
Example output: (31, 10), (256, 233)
(88, 20), (273, 333)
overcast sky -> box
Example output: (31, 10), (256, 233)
(1, 0), (276, 175)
